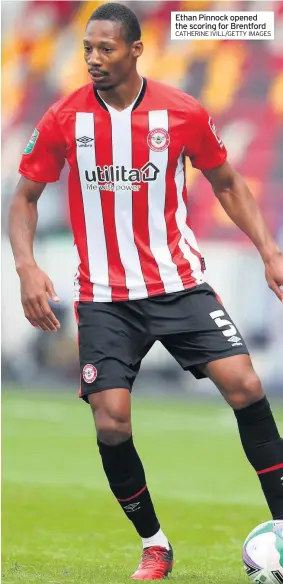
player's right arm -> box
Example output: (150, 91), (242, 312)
(9, 177), (61, 332)
(9, 108), (66, 332)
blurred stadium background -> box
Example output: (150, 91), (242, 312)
(2, 0), (283, 395)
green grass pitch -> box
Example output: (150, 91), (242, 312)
(2, 389), (283, 583)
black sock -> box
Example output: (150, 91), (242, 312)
(234, 396), (283, 519)
(97, 435), (160, 537)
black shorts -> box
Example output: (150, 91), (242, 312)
(75, 283), (249, 403)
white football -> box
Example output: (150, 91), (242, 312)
(243, 520), (283, 583)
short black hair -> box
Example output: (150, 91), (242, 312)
(88, 2), (141, 45)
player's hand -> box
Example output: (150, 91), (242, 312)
(264, 251), (283, 302)
(18, 265), (61, 332)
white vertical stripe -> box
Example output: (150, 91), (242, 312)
(148, 110), (184, 293)
(76, 112), (111, 301)
(174, 152), (204, 285)
(109, 108), (147, 300)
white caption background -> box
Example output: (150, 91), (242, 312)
(171, 11), (274, 40)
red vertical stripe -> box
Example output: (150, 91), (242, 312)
(94, 110), (128, 301)
(69, 172), (93, 301)
(165, 116), (196, 286)
(131, 111), (165, 296)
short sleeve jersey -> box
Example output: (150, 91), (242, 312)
(19, 78), (227, 302)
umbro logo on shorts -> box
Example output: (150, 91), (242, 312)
(227, 335), (243, 346)
(209, 311), (243, 346)
(227, 336), (241, 344)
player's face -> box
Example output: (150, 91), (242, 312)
(84, 20), (143, 90)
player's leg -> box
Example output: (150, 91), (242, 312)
(89, 389), (173, 579)
(155, 284), (283, 520)
(88, 388), (164, 541)
(76, 300), (173, 579)
(202, 354), (283, 520)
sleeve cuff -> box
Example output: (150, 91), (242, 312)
(192, 151), (227, 171)
(18, 167), (59, 183)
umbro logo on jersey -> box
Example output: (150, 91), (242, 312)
(77, 136), (94, 147)
(84, 162), (160, 192)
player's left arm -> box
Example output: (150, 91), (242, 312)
(185, 101), (283, 302)
(203, 161), (283, 302)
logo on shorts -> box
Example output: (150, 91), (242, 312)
(209, 310), (243, 345)
(82, 364), (97, 384)
(227, 335), (243, 346)
(147, 128), (170, 152)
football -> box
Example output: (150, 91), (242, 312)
(243, 520), (283, 583)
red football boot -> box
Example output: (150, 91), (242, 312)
(131, 544), (174, 580)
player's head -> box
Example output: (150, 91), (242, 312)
(84, 3), (143, 91)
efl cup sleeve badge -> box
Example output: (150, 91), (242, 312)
(23, 128), (39, 155)
(147, 128), (170, 152)
(82, 364), (97, 384)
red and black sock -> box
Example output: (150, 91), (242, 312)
(234, 396), (283, 519)
(97, 435), (160, 537)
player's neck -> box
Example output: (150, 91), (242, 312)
(97, 72), (143, 112)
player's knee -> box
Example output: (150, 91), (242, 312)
(229, 372), (264, 410)
(94, 408), (131, 446)
(96, 422), (132, 446)
(88, 389), (131, 445)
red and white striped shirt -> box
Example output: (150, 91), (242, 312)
(19, 78), (227, 302)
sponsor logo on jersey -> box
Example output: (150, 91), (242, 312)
(82, 364), (97, 384)
(84, 162), (160, 192)
(147, 128), (170, 152)
(23, 128), (39, 155)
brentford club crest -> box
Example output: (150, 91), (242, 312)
(82, 364), (97, 384)
(147, 128), (170, 152)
